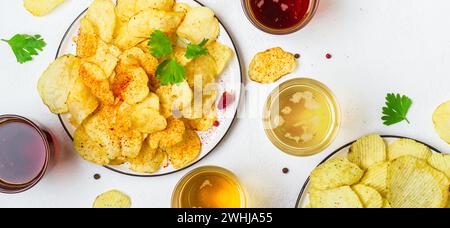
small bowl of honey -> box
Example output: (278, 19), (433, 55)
(172, 166), (247, 208)
(0, 115), (54, 194)
(242, 0), (320, 35)
(263, 78), (341, 156)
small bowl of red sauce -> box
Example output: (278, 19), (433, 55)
(242, 0), (320, 35)
(0, 115), (54, 194)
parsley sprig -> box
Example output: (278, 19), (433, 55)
(2, 34), (46, 64)
(149, 31), (209, 86)
(382, 93), (412, 126)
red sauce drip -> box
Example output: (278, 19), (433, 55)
(250, 0), (311, 29)
(0, 121), (46, 185)
(218, 92), (235, 110)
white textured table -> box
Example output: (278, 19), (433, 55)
(1, 0), (450, 208)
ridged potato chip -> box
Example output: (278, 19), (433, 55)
(86, 0), (116, 43)
(148, 118), (185, 149)
(164, 129), (201, 169)
(348, 134), (387, 170)
(207, 42), (233, 75)
(74, 125), (110, 165)
(387, 138), (432, 161)
(177, 7), (219, 44)
(67, 78), (99, 127)
(309, 186), (363, 208)
(351, 184), (383, 208)
(359, 162), (388, 196)
(310, 158), (364, 190)
(24, 0), (65, 16)
(433, 101), (450, 144)
(249, 47), (297, 84)
(388, 156), (450, 208)
(38, 55), (78, 114)
(79, 62), (115, 104)
(93, 190), (131, 208)
(112, 67), (149, 105)
(129, 141), (167, 173)
(428, 153), (450, 178)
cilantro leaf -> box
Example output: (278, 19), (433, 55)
(382, 93), (412, 126)
(156, 59), (185, 86)
(148, 30), (173, 58)
(185, 39), (209, 59)
(1, 34), (46, 64)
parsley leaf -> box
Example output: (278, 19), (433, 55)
(185, 39), (209, 59)
(382, 93), (412, 126)
(1, 34), (46, 64)
(148, 30), (173, 58)
(156, 59), (185, 86)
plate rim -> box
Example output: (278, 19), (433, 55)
(55, 0), (244, 177)
(294, 135), (442, 208)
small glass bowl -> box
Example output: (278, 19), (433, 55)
(263, 78), (341, 156)
(0, 115), (54, 194)
(241, 0), (320, 35)
(172, 166), (247, 208)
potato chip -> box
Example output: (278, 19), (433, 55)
(188, 107), (217, 131)
(67, 78), (99, 127)
(120, 129), (144, 158)
(127, 9), (183, 41)
(164, 129), (201, 169)
(173, 2), (191, 14)
(85, 40), (121, 78)
(23, 0), (65, 16)
(428, 153), (450, 178)
(382, 198), (392, 208)
(309, 186), (363, 208)
(93, 190), (131, 208)
(433, 101), (450, 144)
(79, 62), (115, 104)
(173, 46), (192, 66)
(109, 156), (127, 166)
(387, 138), (432, 161)
(310, 158), (364, 190)
(38, 55), (78, 114)
(116, 47), (158, 77)
(148, 118), (185, 149)
(129, 142), (167, 173)
(77, 18), (98, 58)
(388, 156), (450, 208)
(128, 106), (167, 134)
(351, 184), (383, 208)
(185, 55), (218, 89)
(348, 134), (387, 170)
(249, 47), (297, 84)
(115, 0), (136, 22)
(207, 42), (233, 75)
(359, 162), (388, 196)
(86, 0), (116, 43)
(177, 7), (219, 45)
(74, 125), (110, 165)
(136, 0), (175, 12)
(112, 67), (149, 105)
(156, 81), (193, 118)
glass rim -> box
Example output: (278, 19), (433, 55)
(241, 0), (321, 35)
(0, 114), (51, 194)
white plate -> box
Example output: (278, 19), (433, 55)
(56, 0), (242, 177)
(295, 135), (442, 208)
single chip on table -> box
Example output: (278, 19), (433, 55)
(37, 55), (78, 114)
(164, 129), (201, 169)
(93, 190), (131, 208)
(85, 0), (116, 43)
(206, 42), (234, 75)
(309, 158), (364, 190)
(348, 134), (387, 170)
(309, 186), (363, 208)
(387, 138), (432, 161)
(388, 156), (450, 208)
(428, 153), (450, 178)
(249, 47), (297, 84)
(359, 162), (389, 197)
(177, 7), (219, 45)
(23, 0), (65, 16)
(351, 184), (383, 208)
(433, 101), (450, 144)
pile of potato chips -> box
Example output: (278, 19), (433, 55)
(307, 134), (450, 208)
(37, 0), (234, 173)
